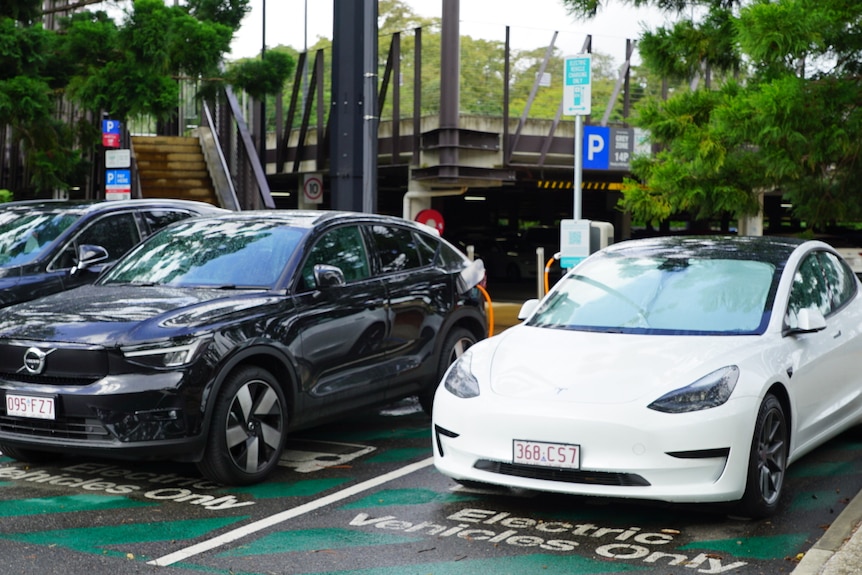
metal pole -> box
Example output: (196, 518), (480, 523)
(536, 247), (546, 299)
(574, 115), (583, 220)
(301, 0), (308, 110)
(362, 0), (378, 213)
(259, 0), (267, 181)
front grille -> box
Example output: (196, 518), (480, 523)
(0, 415), (110, 441)
(0, 342), (109, 381)
(0, 372), (101, 386)
(474, 460), (651, 487)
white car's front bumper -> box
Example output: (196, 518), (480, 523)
(432, 387), (759, 504)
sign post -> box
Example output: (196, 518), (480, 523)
(563, 54), (592, 221)
(562, 55), (592, 270)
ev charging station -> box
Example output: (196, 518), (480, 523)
(560, 220), (614, 269)
(560, 53), (614, 274)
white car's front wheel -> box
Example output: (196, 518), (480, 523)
(737, 393), (788, 518)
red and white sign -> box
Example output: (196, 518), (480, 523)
(102, 133), (121, 148)
(416, 208), (444, 234)
(303, 174), (323, 204)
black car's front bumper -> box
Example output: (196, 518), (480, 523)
(0, 371), (209, 461)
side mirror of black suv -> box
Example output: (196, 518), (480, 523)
(71, 244), (109, 275)
(313, 264), (346, 288)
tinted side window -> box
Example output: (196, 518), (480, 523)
(817, 251), (857, 310)
(76, 213), (141, 260)
(787, 253), (831, 328)
(141, 209), (193, 238)
(300, 225), (370, 289)
(369, 225), (422, 273)
(414, 231), (438, 266)
(437, 240), (469, 271)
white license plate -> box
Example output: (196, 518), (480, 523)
(6, 394), (55, 420)
(513, 439), (580, 469)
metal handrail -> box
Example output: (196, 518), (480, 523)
(222, 86), (274, 209)
(201, 100), (241, 211)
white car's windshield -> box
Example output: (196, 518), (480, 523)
(101, 219), (304, 289)
(527, 256), (777, 335)
(0, 211), (78, 267)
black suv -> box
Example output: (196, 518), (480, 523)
(0, 210), (487, 485)
(0, 199), (226, 307)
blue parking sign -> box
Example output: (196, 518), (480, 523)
(102, 120), (121, 135)
(105, 169), (131, 186)
(583, 126), (610, 170)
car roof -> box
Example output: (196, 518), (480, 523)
(185, 209), (433, 231)
(601, 235), (809, 267)
(0, 199), (226, 216)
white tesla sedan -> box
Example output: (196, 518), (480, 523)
(432, 235), (862, 517)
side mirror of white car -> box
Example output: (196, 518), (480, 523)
(785, 307), (828, 336)
(518, 299), (539, 320)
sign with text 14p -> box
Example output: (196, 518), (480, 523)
(563, 54), (591, 116)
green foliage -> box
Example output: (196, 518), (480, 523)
(563, 0), (862, 228)
(0, 0), (41, 23)
(0, 189), (12, 203)
(0, 17), (54, 81)
(2, 0), (245, 196)
(186, 0), (250, 30)
(224, 50), (296, 100)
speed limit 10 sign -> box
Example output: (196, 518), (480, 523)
(303, 174), (323, 204)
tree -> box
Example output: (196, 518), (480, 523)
(562, 0), (862, 229)
(1, 0), (257, 197)
(60, 0), (237, 120)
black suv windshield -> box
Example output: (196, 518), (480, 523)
(0, 211), (79, 266)
(102, 219), (304, 289)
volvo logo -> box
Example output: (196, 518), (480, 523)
(20, 347), (55, 375)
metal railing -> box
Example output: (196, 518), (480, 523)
(203, 86), (274, 210)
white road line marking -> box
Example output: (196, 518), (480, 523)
(147, 457), (434, 567)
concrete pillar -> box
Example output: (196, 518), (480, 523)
(737, 191), (765, 236)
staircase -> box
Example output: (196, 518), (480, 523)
(131, 135), (219, 206)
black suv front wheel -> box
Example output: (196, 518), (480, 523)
(198, 366), (287, 485)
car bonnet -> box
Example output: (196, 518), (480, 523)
(0, 284), (281, 346)
(483, 325), (768, 405)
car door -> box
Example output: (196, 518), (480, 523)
(52, 211), (142, 291)
(786, 249), (862, 451)
(291, 224), (390, 418)
(366, 223), (448, 396)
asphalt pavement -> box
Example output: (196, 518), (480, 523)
(487, 291), (862, 575)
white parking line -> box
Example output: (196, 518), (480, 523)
(147, 457), (434, 567)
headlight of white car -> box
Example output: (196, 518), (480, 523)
(443, 352), (480, 398)
(647, 365), (739, 413)
(122, 335), (212, 368)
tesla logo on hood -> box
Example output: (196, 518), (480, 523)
(20, 347), (56, 375)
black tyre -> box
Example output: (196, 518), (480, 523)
(418, 327), (477, 415)
(197, 366), (287, 485)
(0, 443), (57, 463)
(736, 394), (788, 518)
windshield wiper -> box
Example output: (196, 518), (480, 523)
(106, 281), (159, 287)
